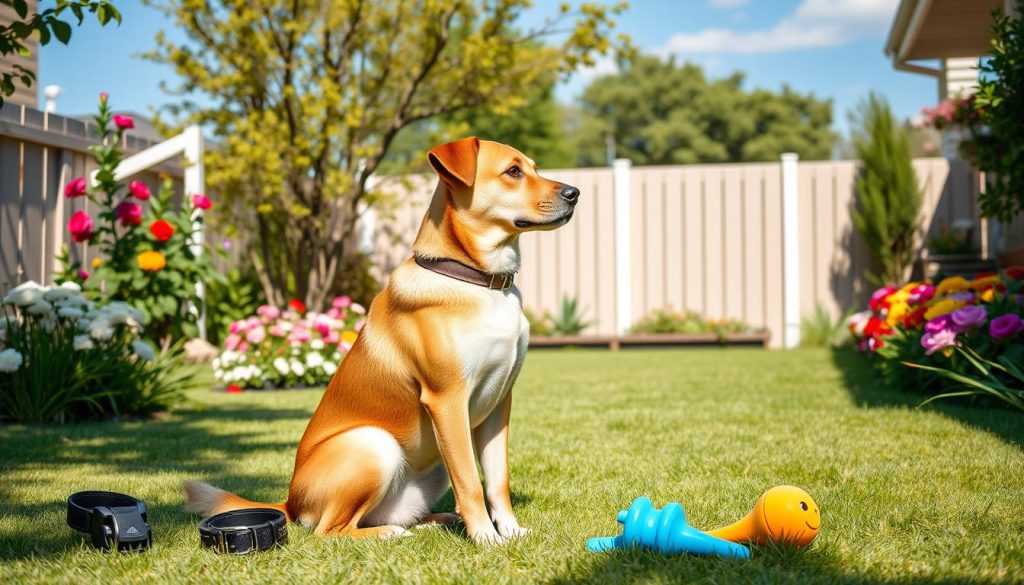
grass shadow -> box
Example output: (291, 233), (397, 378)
(830, 347), (1024, 449)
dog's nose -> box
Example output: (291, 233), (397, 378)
(560, 185), (580, 204)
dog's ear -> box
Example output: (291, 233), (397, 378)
(428, 137), (480, 188)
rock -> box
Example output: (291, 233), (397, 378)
(184, 338), (219, 364)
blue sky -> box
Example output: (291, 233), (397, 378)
(38, 0), (940, 139)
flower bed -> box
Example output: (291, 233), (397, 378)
(0, 281), (190, 423)
(849, 268), (1024, 410)
(213, 296), (365, 390)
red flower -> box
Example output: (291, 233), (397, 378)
(226, 384), (243, 394)
(112, 114), (134, 130)
(288, 298), (306, 314)
(128, 180), (152, 200)
(64, 177), (87, 198)
(78, 269), (90, 281)
(1006, 267), (1024, 281)
(149, 219), (175, 242)
(116, 201), (143, 226)
(863, 316), (891, 339)
(68, 210), (94, 242)
(192, 194), (213, 210)
(903, 306), (928, 329)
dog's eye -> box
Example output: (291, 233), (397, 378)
(505, 165), (523, 179)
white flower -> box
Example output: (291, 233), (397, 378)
(273, 357), (289, 375)
(278, 321), (293, 333)
(212, 357), (221, 369)
(27, 300), (54, 315)
(58, 307), (84, 320)
(310, 339), (324, 350)
(132, 340), (156, 361)
(43, 282), (80, 301)
(290, 360), (305, 377)
(0, 348), (23, 372)
(90, 319), (114, 341)
(73, 334), (94, 351)
(56, 295), (90, 308)
(305, 352), (324, 368)
(4, 281), (44, 306)
(213, 369), (224, 380)
(322, 361), (337, 376)
(41, 315), (56, 333)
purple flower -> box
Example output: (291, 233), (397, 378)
(921, 329), (958, 355)
(925, 314), (953, 334)
(950, 305), (987, 332)
(947, 292), (975, 303)
(989, 314), (1024, 341)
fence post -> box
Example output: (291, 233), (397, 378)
(781, 152), (801, 349)
(613, 158), (632, 336)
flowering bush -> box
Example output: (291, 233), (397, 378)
(213, 295), (365, 389)
(920, 94), (980, 131)
(849, 268), (1024, 410)
(0, 281), (194, 423)
(56, 93), (224, 340)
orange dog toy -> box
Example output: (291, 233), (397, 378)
(707, 485), (820, 547)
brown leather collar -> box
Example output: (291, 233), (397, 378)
(414, 256), (516, 291)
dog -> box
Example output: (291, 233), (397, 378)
(185, 137), (580, 544)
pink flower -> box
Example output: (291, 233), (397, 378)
(112, 114), (134, 130)
(350, 303), (366, 315)
(921, 329), (958, 355)
(269, 324), (286, 337)
(64, 177), (87, 198)
(924, 314), (953, 335)
(78, 269), (90, 281)
(192, 194), (213, 210)
(290, 328), (312, 344)
(228, 320), (247, 334)
(256, 305), (281, 322)
(907, 284), (935, 305)
(115, 201), (143, 226)
(246, 326), (266, 344)
(68, 210), (94, 242)
(314, 320), (331, 337)
(326, 308), (342, 319)
(989, 314), (1024, 341)
(128, 180), (152, 200)
(950, 305), (987, 332)
(332, 295), (352, 309)
(325, 330), (340, 344)
(354, 319), (366, 332)
(224, 333), (242, 350)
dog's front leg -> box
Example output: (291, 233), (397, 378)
(421, 388), (504, 545)
(473, 391), (529, 539)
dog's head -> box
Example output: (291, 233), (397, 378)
(427, 137), (579, 235)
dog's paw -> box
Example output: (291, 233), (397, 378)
(494, 517), (531, 540)
(469, 525), (508, 547)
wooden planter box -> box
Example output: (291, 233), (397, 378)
(529, 332), (770, 350)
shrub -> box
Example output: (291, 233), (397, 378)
(0, 281), (192, 423)
(523, 296), (593, 336)
(800, 304), (850, 348)
(213, 296), (365, 389)
(630, 308), (759, 339)
(203, 267), (265, 346)
(849, 268), (1024, 411)
(850, 93), (922, 284)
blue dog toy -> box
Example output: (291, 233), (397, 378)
(587, 496), (750, 559)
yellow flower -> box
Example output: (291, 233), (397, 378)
(886, 300), (909, 326)
(980, 288), (996, 303)
(934, 276), (969, 296)
(91, 257), (103, 268)
(341, 330), (358, 345)
(137, 250), (167, 272)
(924, 298), (966, 321)
(970, 275), (1002, 291)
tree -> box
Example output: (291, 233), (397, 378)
(145, 0), (628, 310)
(574, 55), (834, 166)
(0, 0), (120, 105)
(851, 93), (922, 285)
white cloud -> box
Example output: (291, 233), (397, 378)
(660, 0), (899, 55)
(574, 53), (620, 81)
(709, 0), (749, 7)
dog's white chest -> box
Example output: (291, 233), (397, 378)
(458, 291), (528, 427)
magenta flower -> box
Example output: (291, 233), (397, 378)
(324, 330), (340, 344)
(950, 305), (987, 332)
(68, 210), (94, 242)
(115, 201), (143, 226)
(64, 177), (87, 198)
(192, 194), (213, 210)
(112, 114), (134, 130)
(78, 269), (90, 281)
(989, 314), (1024, 341)
(128, 180), (152, 200)
(228, 320), (247, 334)
(924, 314), (953, 335)
(908, 284), (935, 305)
(921, 329), (958, 355)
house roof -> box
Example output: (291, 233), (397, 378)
(885, 0), (1003, 65)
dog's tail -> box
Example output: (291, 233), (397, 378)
(183, 481), (290, 520)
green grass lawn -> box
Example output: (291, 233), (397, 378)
(2, 348), (1023, 584)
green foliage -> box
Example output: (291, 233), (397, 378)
(328, 251), (380, 310)
(904, 346), (1024, 413)
(972, 9), (1024, 222)
(145, 0), (628, 310)
(0, 0), (120, 105)
(575, 55), (835, 166)
(800, 304), (850, 348)
(850, 93), (922, 285)
(523, 307), (553, 336)
(547, 296), (593, 336)
(925, 223), (978, 256)
(629, 307), (757, 338)
(203, 267), (264, 346)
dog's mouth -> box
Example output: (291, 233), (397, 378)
(514, 211), (574, 230)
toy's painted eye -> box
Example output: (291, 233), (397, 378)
(800, 501), (808, 511)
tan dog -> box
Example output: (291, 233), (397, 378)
(186, 137), (579, 544)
